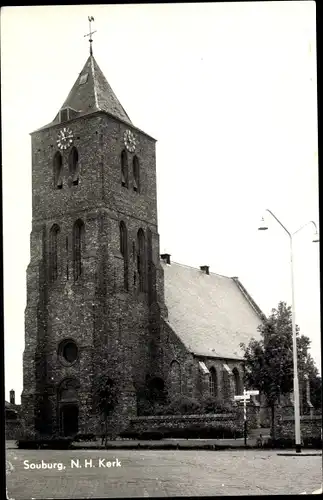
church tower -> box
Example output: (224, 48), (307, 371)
(21, 39), (166, 436)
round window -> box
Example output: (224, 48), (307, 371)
(58, 340), (78, 364)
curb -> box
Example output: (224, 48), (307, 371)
(70, 444), (254, 451)
(277, 452), (322, 457)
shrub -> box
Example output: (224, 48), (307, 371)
(161, 396), (202, 416)
(138, 431), (164, 440)
(200, 397), (236, 415)
(16, 440), (41, 449)
(301, 437), (322, 449)
(16, 435), (74, 450)
(263, 438), (293, 449)
(73, 433), (96, 442)
(119, 430), (138, 440)
(47, 437), (73, 449)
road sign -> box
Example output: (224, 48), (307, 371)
(234, 394), (250, 401)
(245, 390), (259, 396)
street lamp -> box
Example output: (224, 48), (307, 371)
(258, 209), (319, 453)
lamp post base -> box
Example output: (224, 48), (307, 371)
(296, 444), (302, 453)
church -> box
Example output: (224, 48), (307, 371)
(21, 37), (265, 437)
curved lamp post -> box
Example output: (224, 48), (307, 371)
(258, 209), (319, 453)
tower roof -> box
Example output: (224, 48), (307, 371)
(60, 55), (132, 124)
(33, 55), (132, 133)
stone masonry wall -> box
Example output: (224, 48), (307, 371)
(22, 110), (165, 436)
(127, 413), (240, 434)
(276, 414), (322, 440)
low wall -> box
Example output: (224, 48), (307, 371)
(276, 415), (322, 440)
(127, 405), (261, 434)
(126, 413), (242, 435)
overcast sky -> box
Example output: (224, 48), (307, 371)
(1, 2), (320, 403)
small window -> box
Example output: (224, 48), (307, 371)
(60, 108), (69, 122)
(58, 340), (78, 365)
(79, 73), (88, 85)
(62, 342), (78, 363)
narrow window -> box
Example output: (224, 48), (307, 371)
(73, 220), (85, 281)
(49, 224), (60, 282)
(121, 150), (128, 188)
(53, 152), (63, 189)
(137, 228), (146, 292)
(119, 221), (128, 290)
(69, 147), (79, 186)
(209, 367), (217, 397)
(133, 156), (140, 192)
(232, 368), (241, 396)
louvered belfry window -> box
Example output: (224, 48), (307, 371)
(133, 156), (140, 192)
(53, 152), (63, 189)
(69, 147), (79, 186)
(121, 150), (128, 187)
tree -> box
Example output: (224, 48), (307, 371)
(309, 375), (322, 410)
(240, 301), (318, 439)
(92, 375), (118, 447)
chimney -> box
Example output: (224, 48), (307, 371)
(10, 389), (15, 405)
(200, 265), (209, 275)
(161, 253), (171, 265)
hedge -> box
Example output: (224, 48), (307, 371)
(16, 436), (74, 449)
(120, 426), (244, 440)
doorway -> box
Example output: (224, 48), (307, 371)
(60, 404), (79, 436)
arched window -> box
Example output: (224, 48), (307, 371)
(53, 152), (63, 189)
(209, 367), (218, 397)
(121, 150), (128, 188)
(232, 368), (242, 396)
(169, 360), (181, 395)
(69, 147), (79, 186)
(133, 156), (140, 192)
(222, 369), (231, 400)
(49, 224), (60, 281)
(137, 228), (146, 292)
(119, 221), (128, 290)
(73, 219), (85, 281)
(58, 378), (79, 402)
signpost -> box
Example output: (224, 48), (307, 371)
(234, 389), (259, 446)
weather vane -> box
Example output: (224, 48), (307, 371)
(84, 16), (96, 56)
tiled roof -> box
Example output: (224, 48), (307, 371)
(33, 55), (132, 132)
(162, 261), (264, 360)
(60, 55), (132, 124)
(5, 401), (18, 412)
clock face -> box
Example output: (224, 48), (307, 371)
(124, 130), (136, 153)
(57, 127), (74, 150)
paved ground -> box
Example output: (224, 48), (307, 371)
(6, 445), (322, 498)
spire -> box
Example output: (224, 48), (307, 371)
(57, 55), (132, 124)
(84, 16), (96, 57)
(32, 22), (132, 133)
